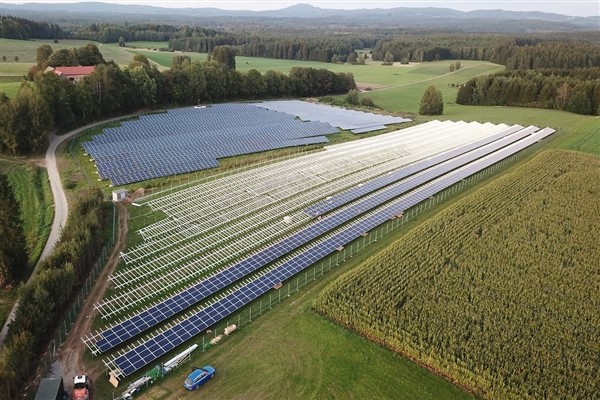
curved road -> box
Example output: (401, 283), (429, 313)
(0, 117), (129, 346)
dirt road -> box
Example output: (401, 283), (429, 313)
(57, 204), (129, 395)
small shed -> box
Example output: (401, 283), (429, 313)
(34, 377), (65, 400)
(112, 189), (129, 202)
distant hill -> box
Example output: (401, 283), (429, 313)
(1, 2), (598, 31)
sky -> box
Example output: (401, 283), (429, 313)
(1, 1), (599, 17)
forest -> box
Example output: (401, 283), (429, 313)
(456, 67), (600, 115)
(315, 150), (600, 400)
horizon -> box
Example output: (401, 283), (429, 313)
(1, 0), (599, 18)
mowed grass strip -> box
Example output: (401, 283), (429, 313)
(315, 149), (600, 399)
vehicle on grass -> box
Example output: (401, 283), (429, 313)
(183, 366), (215, 390)
(72, 374), (90, 400)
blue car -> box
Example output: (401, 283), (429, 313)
(183, 366), (215, 390)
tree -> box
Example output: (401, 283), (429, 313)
(118, 36), (126, 47)
(211, 46), (236, 70)
(35, 45), (53, 69)
(419, 85), (444, 115)
(76, 43), (105, 66)
(47, 48), (77, 67)
(347, 51), (358, 65)
(360, 96), (375, 107)
(449, 63), (455, 72)
(400, 56), (409, 65)
(1, 55), (6, 62)
(383, 51), (394, 66)
(0, 174), (27, 287)
(243, 69), (266, 99)
(455, 61), (461, 70)
(13, 56), (19, 63)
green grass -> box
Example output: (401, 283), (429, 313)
(0, 158), (53, 329)
(0, 159), (54, 273)
(0, 38), (134, 65)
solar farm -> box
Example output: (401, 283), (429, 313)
(82, 101), (411, 186)
(82, 118), (555, 380)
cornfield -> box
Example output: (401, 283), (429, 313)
(315, 150), (600, 399)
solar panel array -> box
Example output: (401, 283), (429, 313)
(102, 125), (556, 377)
(83, 120), (555, 378)
(83, 104), (340, 186)
(89, 124), (534, 355)
(83, 101), (412, 186)
(255, 100), (411, 133)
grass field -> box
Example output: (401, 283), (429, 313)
(315, 149), (600, 399)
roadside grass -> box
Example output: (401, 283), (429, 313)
(0, 159), (53, 273)
(0, 158), (53, 328)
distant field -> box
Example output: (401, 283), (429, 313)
(0, 38), (136, 65)
(123, 41), (170, 49)
(315, 149), (600, 399)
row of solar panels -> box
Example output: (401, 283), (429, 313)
(256, 100), (411, 130)
(91, 136), (330, 186)
(88, 124), (552, 370)
(105, 125), (555, 377)
(84, 102), (411, 185)
(89, 123), (534, 352)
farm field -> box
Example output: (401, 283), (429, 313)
(315, 149), (600, 399)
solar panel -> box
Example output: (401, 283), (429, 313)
(305, 125), (532, 217)
(107, 126), (555, 377)
(91, 125), (542, 354)
(83, 104), (343, 185)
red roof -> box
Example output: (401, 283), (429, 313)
(53, 66), (96, 76)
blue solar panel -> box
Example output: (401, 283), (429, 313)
(83, 104), (340, 186)
(94, 125), (541, 355)
(112, 126), (555, 377)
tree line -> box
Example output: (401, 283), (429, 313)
(0, 189), (106, 400)
(0, 15), (66, 40)
(0, 45), (356, 156)
(456, 67), (600, 115)
(371, 33), (600, 68)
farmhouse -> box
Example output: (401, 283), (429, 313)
(46, 66), (95, 82)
